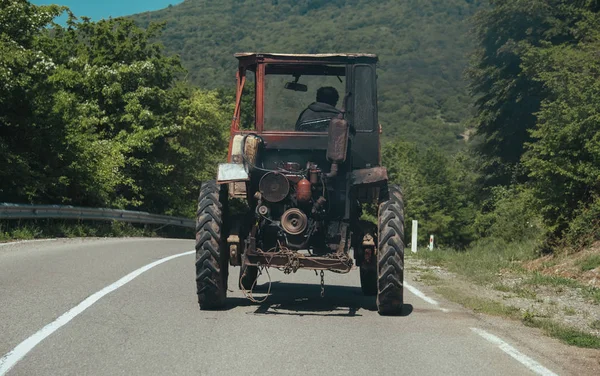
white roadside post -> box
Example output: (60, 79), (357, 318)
(411, 220), (418, 253)
(428, 235), (434, 250)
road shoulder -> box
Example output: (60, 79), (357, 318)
(406, 258), (600, 375)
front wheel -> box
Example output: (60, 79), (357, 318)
(195, 181), (229, 310)
(376, 184), (405, 315)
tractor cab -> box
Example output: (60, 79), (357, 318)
(228, 53), (381, 171)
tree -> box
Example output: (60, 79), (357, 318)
(0, 1), (231, 217)
(0, 0), (68, 202)
(383, 141), (476, 247)
(522, 40), (600, 243)
(469, 0), (600, 247)
(467, 0), (597, 187)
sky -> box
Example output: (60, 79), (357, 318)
(30, 0), (183, 21)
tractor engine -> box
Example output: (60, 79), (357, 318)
(255, 165), (329, 252)
(251, 114), (350, 254)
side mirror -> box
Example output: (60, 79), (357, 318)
(284, 82), (308, 92)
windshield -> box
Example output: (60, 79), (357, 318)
(263, 65), (346, 132)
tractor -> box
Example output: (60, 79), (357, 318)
(194, 53), (405, 315)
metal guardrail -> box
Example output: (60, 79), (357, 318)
(0, 203), (195, 229)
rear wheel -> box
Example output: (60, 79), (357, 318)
(195, 181), (229, 310)
(376, 184), (405, 315)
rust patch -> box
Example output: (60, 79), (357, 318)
(351, 166), (388, 186)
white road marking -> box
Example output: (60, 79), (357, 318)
(470, 328), (558, 376)
(0, 250), (195, 376)
(404, 282), (450, 312)
(0, 239), (59, 247)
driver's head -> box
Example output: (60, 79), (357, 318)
(316, 86), (339, 107)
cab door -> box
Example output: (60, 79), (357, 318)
(348, 64), (380, 169)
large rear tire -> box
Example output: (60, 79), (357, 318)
(377, 184), (405, 315)
(195, 181), (228, 310)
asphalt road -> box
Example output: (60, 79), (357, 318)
(0, 238), (597, 375)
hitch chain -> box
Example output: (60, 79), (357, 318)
(320, 270), (325, 298)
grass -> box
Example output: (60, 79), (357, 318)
(434, 286), (521, 318)
(522, 272), (579, 288)
(521, 272), (600, 305)
(435, 286), (600, 349)
(581, 287), (600, 305)
(414, 271), (441, 285)
(523, 317), (600, 349)
(415, 238), (600, 305)
(415, 238), (600, 349)
(494, 284), (538, 299)
(414, 237), (539, 284)
(493, 283), (512, 292)
(577, 254), (600, 272)
(562, 307), (577, 316)
(512, 287), (537, 299)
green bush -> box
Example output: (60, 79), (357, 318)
(468, 0), (600, 251)
(564, 197), (600, 250)
(383, 141), (477, 248)
(474, 186), (544, 244)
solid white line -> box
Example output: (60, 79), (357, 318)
(0, 250), (195, 376)
(470, 328), (558, 376)
(404, 282), (450, 312)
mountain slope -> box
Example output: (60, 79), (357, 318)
(133, 0), (483, 151)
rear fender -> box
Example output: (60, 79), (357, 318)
(217, 163), (249, 199)
(351, 166), (388, 204)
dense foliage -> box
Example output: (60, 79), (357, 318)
(133, 0), (483, 153)
(469, 0), (600, 248)
(3, 0), (598, 251)
(383, 141), (477, 247)
(0, 0), (230, 217)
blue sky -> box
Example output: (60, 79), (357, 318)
(30, 0), (183, 21)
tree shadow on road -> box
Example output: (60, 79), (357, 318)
(234, 282), (413, 317)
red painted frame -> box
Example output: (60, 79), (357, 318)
(227, 54), (379, 163)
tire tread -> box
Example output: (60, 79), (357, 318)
(195, 181), (227, 310)
(377, 184), (405, 315)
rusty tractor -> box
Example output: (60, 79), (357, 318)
(195, 53), (404, 315)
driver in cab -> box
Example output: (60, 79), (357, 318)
(295, 87), (341, 132)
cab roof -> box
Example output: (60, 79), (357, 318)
(234, 52), (378, 65)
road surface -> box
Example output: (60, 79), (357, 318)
(0, 238), (597, 375)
